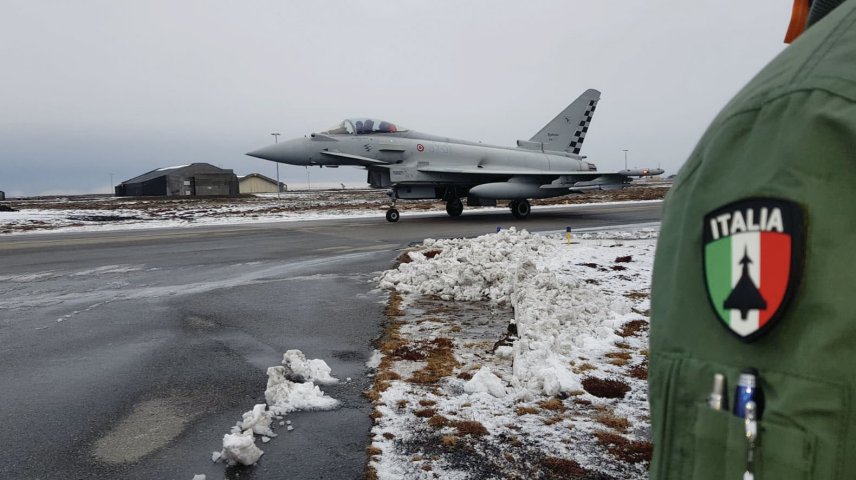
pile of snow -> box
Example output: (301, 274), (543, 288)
(213, 350), (340, 467)
(371, 227), (656, 479)
(378, 227), (627, 398)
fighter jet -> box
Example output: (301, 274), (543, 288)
(247, 89), (662, 222)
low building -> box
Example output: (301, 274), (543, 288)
(116, 163), (238, 197)
(0, 191), (5, 201)
(238, 173), (285, 194)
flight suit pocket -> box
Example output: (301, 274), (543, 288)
(691, 405), (815, 480)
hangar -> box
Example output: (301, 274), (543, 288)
(238, 173), (285, 194)
(116, 163), (239, 197)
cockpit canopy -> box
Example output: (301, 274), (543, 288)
(320, 118), (408, 135)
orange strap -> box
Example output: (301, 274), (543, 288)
(784, 0), (811, 43)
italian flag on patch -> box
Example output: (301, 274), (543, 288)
(702, 199), (803, 341)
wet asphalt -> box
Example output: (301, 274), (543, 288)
(0, 202), (660, 480)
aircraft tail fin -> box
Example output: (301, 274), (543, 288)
(529, 89), (601, 154)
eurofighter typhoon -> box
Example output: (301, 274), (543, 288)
(247, 89), (662, 222)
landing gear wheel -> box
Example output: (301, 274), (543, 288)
(446, 198), (464, 217)
(510, 199), (531, 219)
(386, 208), (400, 222)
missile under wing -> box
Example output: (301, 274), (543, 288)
(246, 89), (662, 222)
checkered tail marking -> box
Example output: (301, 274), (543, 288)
(568, 99), (598, 154)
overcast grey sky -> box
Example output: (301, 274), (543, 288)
(1, 1), (790, 197)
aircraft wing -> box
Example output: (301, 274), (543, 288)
(320, 151), (390, 166)
(417, 165), (609, 177)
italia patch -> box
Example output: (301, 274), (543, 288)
(702, 198), (803, 341)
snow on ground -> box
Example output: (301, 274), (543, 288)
(0, 187), (666, 235)
(368, 227), (655, 479)
(214, 350), (340, 467)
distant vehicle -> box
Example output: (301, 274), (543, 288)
(247, 89), (662, 222)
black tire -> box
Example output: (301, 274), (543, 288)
(386, 208), (400, 222)
(446, 198), (464, 217)
(511, 199), (531, 219)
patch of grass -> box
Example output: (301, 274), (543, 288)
(414, 408), (436, 418)
(629, 362), (648, 380)
(427, 414), (450, 429)
(594, 430), (653, 464)
(409, 337), (459, 384)
(385, 291), (404, 317)
(365, 466), (378, 480)
(538, 398), (567, 412)
(396, 399), (408, 409)
(611, 265), (627, 271)
(572, 362), (596, 374)
(594, 410), (631, 432)
(614, 255), (633, 263)
(574, 398), (592, 406)
(390, 345), (425, 361)
(624, 290), (649, 300)
(382, 432), (395, 440)
(542, 416), (565, 426)
(456, 371), (473, 380)
(582, 376), (631, 399)
(542, 457), (591, 478)
(454, 420), (488, 437)
(605, 351), (632, 367)
(441, 435), (458, 447)
(515, 406), (540, 416)
(614, 341), (631, 349)
(376, 371), (401, 382)
(366, 445), (382, 456)
(423, 249), (442, 259)
(419, 399), (436, 407)
(617, 319), (649, 337)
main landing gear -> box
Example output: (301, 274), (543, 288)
(385, 195), (400, 222)
(509, 199), (531, 219)
(445, 198), (464, 217)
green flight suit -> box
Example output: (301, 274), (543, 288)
(650, 1), (856, 479)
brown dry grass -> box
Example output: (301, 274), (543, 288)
(408, 337), (459, 384)
(419, 399), (436, 407)
(365, 466), (378, 480)
(541, 457), (592, 478)
(385, 291), (404, 317)
(594, 410), (631, 432)
(454, 420), (488, 437)
(414, 408), (436, 418)
(572, 362), (597, 374)
(594, 430), (653, 464)
(382, 432), (395, 440)
(605, 351), (632, 361)
(617, 319), (649, 337)
(624, 290), (649, 300)
(515, 406), (540, 416)
(542, 416), (565, 426)
(629, 362), (648, 380)
(582, 376), (631, 399)
(427, 414), (450, 428)
(366, 445), (382, 456)
(538, 398), (567, 412)
(441, 435), (458, 447)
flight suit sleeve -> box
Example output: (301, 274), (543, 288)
(650, 87), (856, 480)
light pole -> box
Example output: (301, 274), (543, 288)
(622, 149), (629, 170)
(271, 133), (281, 198)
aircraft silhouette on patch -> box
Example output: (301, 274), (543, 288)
(723, 248), (767, 320)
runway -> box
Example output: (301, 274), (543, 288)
(0, 201), (660, 479)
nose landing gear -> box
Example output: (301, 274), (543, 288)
(385, 208), (400, 222)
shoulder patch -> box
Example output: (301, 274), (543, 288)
(702, 198), (803, 342)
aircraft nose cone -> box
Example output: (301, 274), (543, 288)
(246, 144), (282, 161)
